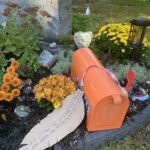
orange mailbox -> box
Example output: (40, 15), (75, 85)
(71, 48), (129, 131)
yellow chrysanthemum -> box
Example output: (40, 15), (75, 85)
(33, 75), (76, 108)
(121, 49), (125, 53)
(35, 93), (44, 101)
(53, 100), (61, 109)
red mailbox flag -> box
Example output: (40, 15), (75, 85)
(125, 69), (135, 93)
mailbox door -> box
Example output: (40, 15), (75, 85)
(87, 95), (128, 131)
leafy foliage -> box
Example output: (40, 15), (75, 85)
(72, 13), (93, 33)
(0, 9), (41, 79)
(0, 53), (8, 84)
(108, 62), (150, 85)
(51, 50), (73, 74)
(94, 23), (150, 64)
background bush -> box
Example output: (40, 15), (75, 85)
(0, 9), (41, 80)
(94, 23), (150, 64)
(108, 62), (150, 85)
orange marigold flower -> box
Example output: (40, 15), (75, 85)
(5, 93), (13, 102)
(0, 91), (6, 101)
(6, 66), (15, 74)
(3, 75), (12, 84)
(11, 78), (22, 87)
(1, 84), (10, 92)
(3, 73), (12, 79)
(11, 89), (20, 97)
(11, 60), (20, 69)
(13, 72), (19, 78)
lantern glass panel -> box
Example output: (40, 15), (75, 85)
(129, 25), (143, 45)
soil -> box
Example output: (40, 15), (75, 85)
(0, 95), (52, 150)
(0, 80), (150, 150)
(0, 68), (53, 150)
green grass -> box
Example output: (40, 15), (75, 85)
(98, 122), (150, 150)
(72, 0), (150, 39)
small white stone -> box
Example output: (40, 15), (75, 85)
(14, 105), (31, 118)
(39, 50), (56, 68)
(146, 81), (150, 85)
(1, 21), (6, 27)
(49, 42), (57, 49)
(85, 5), (91, 15)
(74, 31), (93, 48)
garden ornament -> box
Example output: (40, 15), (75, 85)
(131, 87), (150, 102)
(131, 93), (149, 101)
(20, 90), (84, 150)
(74, 31), (93, 48)
(125, 69), (135, 93)
(128, 18), (150, 49)
(14, 105), (31, 118)
(71, 48), (129, 131)
(39, 50), (57, 68)
(85, 5), (90, 15)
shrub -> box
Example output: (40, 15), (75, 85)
(0, 60), (21, 102)
(72, 13), (93, 33)
(0, 8), (41, 79)
(33, 75), (76, 109)
(94, 23), (150, 64)
(108, 62), (150, 85)
(51, 50), (73, 74)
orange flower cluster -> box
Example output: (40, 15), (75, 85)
(33, 75), (76, 109)
(0, 60), (22, 102)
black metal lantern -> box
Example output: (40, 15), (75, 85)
(128, 18), (150, 49)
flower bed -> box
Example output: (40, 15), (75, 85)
(0, 4), (150, 150)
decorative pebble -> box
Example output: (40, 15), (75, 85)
(24, 79), (32, 86)
(49, 42), (58, 49)
(23, 86), (33, 95)
(18, 95), (26, 102)
(74, 31), (93, 48)
(1, 113), (7, 122)
(39, 50), (57, 68)
(146, 81), (150, 85)
(14, 105), (31, 118)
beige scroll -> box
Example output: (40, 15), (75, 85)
(20, 90), (84, 150)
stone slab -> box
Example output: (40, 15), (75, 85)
(0, 0), (72, 40)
